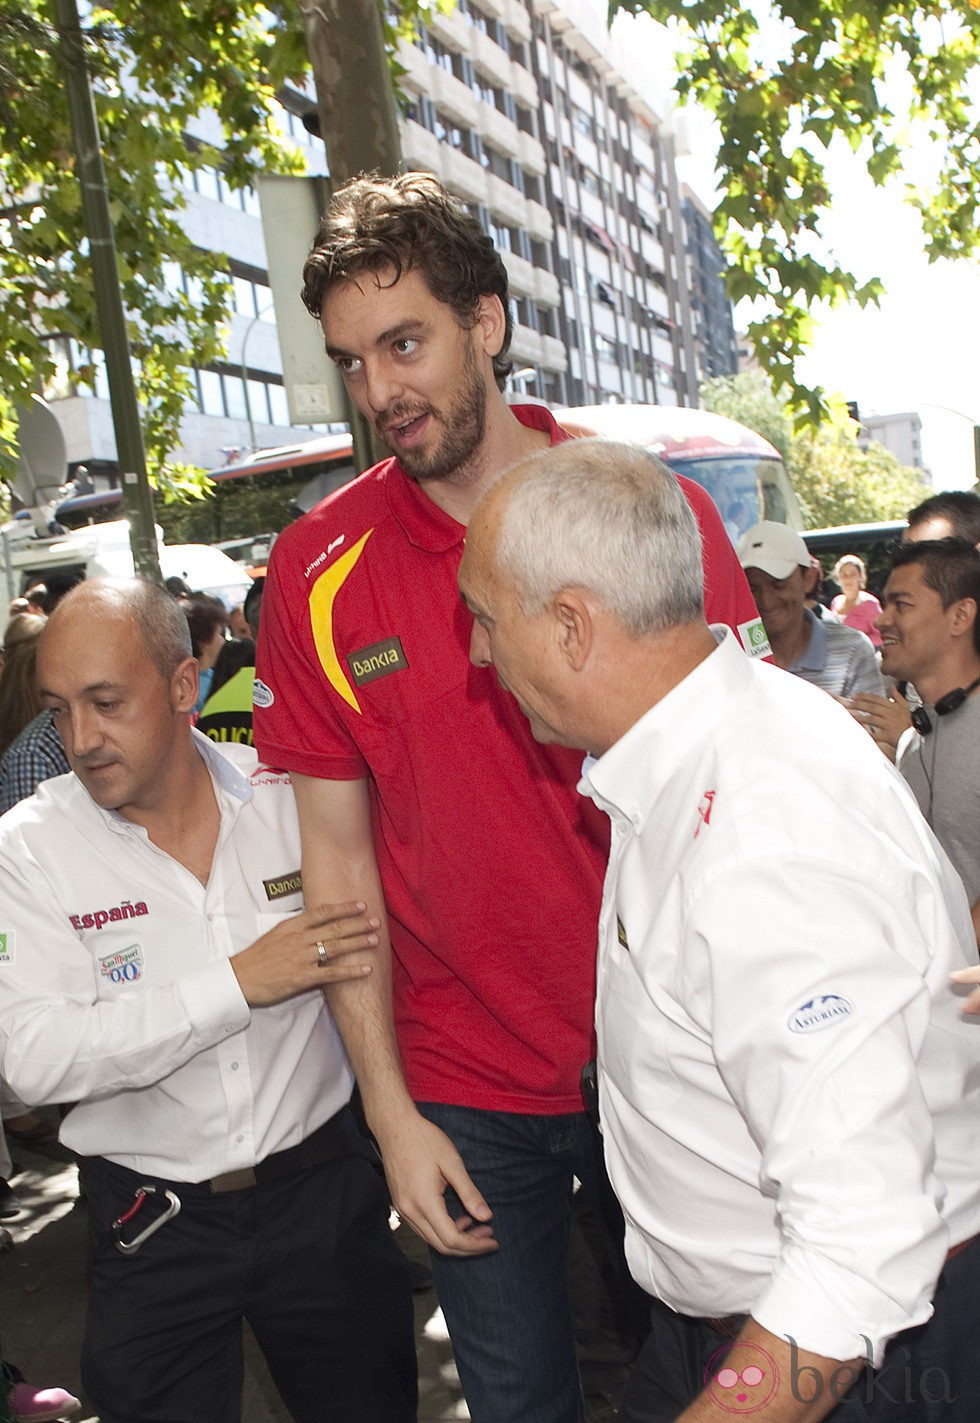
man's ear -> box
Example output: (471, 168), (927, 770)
(475, 294), (507, 360)
(949, 597), (978, 642)
(802, 564), (819, 597)
(552, 590), (593, 671)
(171, 656), (200, 714)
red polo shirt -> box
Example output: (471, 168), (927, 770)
(254, 405), (762, 1112)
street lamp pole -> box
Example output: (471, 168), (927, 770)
(240, 304), (275, 452)
(53, 0), (161, 583)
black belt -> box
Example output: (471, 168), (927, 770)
(208, 1105), (377, 1193)
(97, 1105), (378, 1200)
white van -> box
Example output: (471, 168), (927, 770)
(0, 518), (253, 610)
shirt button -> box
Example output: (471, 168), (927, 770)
(207, 912), (215, 922)
(236, 1134), (244, 1145)
(230, 1062), (239, 1071)
(223, 1024), (236, 1034)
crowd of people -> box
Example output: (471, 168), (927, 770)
(0, 171), (977, 1423)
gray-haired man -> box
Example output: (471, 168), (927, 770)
(458, 438), (980, 1423)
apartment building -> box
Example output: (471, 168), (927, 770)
(51, 0), (732, 482)
(682, 188), (739, 381)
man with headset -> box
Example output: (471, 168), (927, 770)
(876, 537), (980, 946)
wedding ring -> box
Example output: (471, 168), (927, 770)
(315, 940), (329, 968)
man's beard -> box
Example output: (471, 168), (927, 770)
(379, 340), (488, 483)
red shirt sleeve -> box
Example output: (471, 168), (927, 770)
(676, 475), (769, 656)
(253, 535), (368, 780)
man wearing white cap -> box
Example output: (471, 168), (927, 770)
(737, 521), (883, 698)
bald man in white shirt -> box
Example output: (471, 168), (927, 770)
(0, 578), (416, 1423)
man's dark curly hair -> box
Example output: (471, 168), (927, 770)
(302, 171), (513, 390)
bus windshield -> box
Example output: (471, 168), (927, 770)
(557, 404), (802, 535)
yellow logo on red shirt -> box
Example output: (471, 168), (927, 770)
(309, 529), (374, 712)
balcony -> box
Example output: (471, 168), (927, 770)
(541, 333), (569, 373)
(401, 120), (443, 175)
(518, 131), (547, 178)
(428, 6), (470, 52)
(510, 324), (546, 368)
(475, 104), (523, 161)
(470, 29), (514, 91)
(439, 146), (491, 207)
(524, 198), (554, 243)
(512, 66), (540, 112)
(432, 66), (483, 130)
(395, 40), (430, 93)
(487, 174), (529, 229)
(501, 252), (558, 314)
(503, 0), (532, 42)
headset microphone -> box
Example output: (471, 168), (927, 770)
(911, 674), (980, 735)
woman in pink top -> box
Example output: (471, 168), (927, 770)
(831, 554), (883, 647)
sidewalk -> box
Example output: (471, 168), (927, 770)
(0, 1120), (631, 1421)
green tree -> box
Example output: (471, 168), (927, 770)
(701, 369), (793, 461)
(700, 371), (926, 526)
(611, 0), (980, 417)
(0, 0), (313, 495)
(0, 1), (436, 499)
(788, 418), (927, 528)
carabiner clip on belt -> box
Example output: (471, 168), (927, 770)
(112, 1184), (181, 1256)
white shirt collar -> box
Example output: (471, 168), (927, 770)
(582, 626), (749, 831)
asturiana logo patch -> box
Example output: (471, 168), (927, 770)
(787, 993), (854, 1035)
(252, 678), (274, 709)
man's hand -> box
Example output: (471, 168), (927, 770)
(374, 1108), (497, 1257)
(844, 688), (912, 763)
(231, 901), (378, 1007)
(951, 960), (980, 1010)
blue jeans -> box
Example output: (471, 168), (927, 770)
(418, 1101), (620, 1423)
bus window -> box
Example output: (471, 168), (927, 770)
(557, 404), (803, 533)
(55, 434), (359, 546)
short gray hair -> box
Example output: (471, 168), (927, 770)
(493, 439), (704, 635)
(51, 576), (193, 679)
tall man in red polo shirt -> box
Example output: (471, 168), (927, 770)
(254, 171), (766, 1423)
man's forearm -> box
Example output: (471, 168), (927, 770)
(678, 1318), (862, 1423)
(290, 774), (416, 1139)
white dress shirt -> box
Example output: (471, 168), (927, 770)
(0, 733), (353, 1181)
(584, 629), (980, 1364)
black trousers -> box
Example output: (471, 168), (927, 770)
(82, 1148), (418, 1423)
(619, 1237), (980, 1422)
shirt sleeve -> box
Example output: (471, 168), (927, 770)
(841, 634), (885, 697)
(676, 476), (769, 656)
(0, 737), (63, 816)
(253, 534), (368, 780)
(686, 851), (951, 1363)
(0, 839), (250, 1107)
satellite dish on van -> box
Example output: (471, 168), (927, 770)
(11, 396), (69, 533)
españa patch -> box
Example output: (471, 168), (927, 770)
(264, 871), (302, 902)
(0, 931), (13, 966)
(347, 636), (408, 687)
